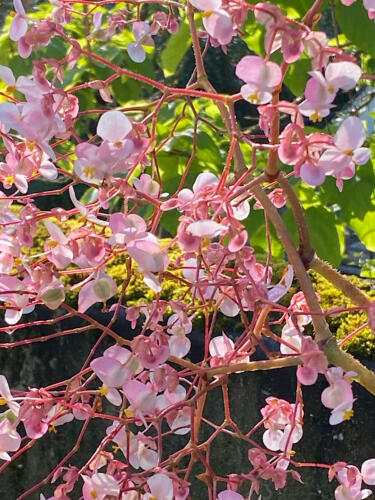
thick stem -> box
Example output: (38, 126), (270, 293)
(252, 185), (331, 343)
(277, 172), (314, 264)
(310, 256), (372, 308)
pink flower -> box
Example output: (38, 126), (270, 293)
(190, 0), (234, 45)
(144, 473), (174, 500)
(318, 116), (370, 190)
(44, 220), (73, 269)
(0, 419), (21, 461)
(217, 491), (244, 500)
(299, 63), (361, 123)
(0, 375), (20, 417)
(255, 3), (304, 63)
(321, 367), (356, 425)
(127, 22), (154, 63)
(81, 473), (120, 500)
(236, 56), (282, 105)
(10, 0), (28, 41)
(91, 345), (141, 406)
(122, 380), (157, 422)
(78, 274), (117, 313)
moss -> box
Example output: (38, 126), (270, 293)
(311, 271), (375, 359)
(14, 218), (375, 358)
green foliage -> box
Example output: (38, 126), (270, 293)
(336, 1), (375, 58)
(161, 21), (191, 77)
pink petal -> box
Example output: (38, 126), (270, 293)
(362, 459), (375, 485)
(209, 335), (234, 357)
(203, 9), (233, 45)
(189, 0), (222, 10)
(236, 56), (282, 88)
(127, 42), (146, 63)
(10, 15), (28, 41)
(241, 84), (272, 105)
(127, 238), (169, 273)
(97, 110), (132, 142)
(14, 0), (26, 15)
(0, 66), (15, 87)
(168, 335), (191, 358)
(228, 230), (248, 253)
(263, 428), (283, 451)
(297, 365), (318, 385)
(220, 297), (240, 317)
(192, 173), (218, 193)
(325, 62), (361, 91)
(148, 473), (173, 500)
(300, 162), (326, 186)
(353, 147), (371, 165)
(187, 219), (227, 238)
(335, 116), (365, 152)
(218, 491), (244, 500)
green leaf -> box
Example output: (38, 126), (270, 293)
(305, 207), (341, 266)
(284, 57), (311, 96)
(161, 22), (191, 77)
(349, 211), (375, 252)
(336, 1), (375, 58)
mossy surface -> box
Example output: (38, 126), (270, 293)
(24, 218), (375, 358)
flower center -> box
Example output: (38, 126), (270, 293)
(83, 167), (95, 179)
(343, 409), (354, 421)
(344, 149), (354, 156)
(90, 489), (98, 498)
(247, 91), (261, 105)
(0, 397), (8, 405)
(310, 111), (323, 123)
(99, 386), (108, 396)
(4, 176), (14, 185)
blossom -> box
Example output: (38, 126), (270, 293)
(78, 274), (118, 313)
(0, 419), (21, 461)
(91, 345), (141, 406)
(299, 62), (361, 123)
(318, 116), (370, 190)
(189, 0), (233, 45)
(321, 367), (357, 425)
(144, 473), (174, 500)
(10, 0), (28, 41)
(127, 22), (154, 63)
(81, 473), (120, 500)
(0, 375), (20, 416)
(235, 56), (282, 105)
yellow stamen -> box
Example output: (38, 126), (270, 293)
(113, 141), (123, 148)
(112, 445), (120, 454)
(247, 91), (261, 105)
(4, 176), (14, 185)
(9, 11), (16, 17)
(124, 407), (134, 418)
(99, 386), (108, 396)
(49, 425), (57, 433)
(14, 258), (22, 266)
(344, 149), (354, 156)
(90, 490), (98, 499)
(327, 84), (335, 93)
(0, 397), (8, 405)
(202, 10), (213, 17)
(83, 167), (95, 179)
(48, 240), (59, 248)
(310, 111), (323, 123)
(26, 141), (36, 151)
(343, 409), (354, 421)
(6, 86), (16, 93)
